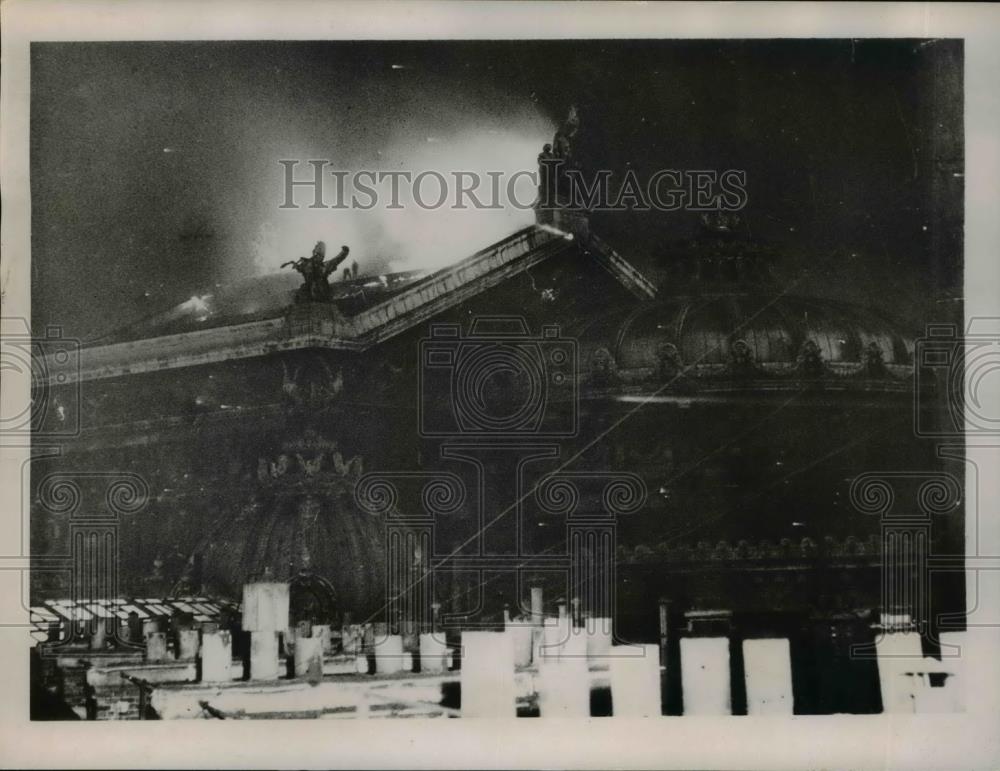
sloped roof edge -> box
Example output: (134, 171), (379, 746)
(41, 223), (657, 385)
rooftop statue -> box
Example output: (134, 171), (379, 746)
(552, 104), (580, 163)
(282, 241), (350, 303)
(538, 105), (583, 214)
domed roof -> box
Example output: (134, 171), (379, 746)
(186, 428), (390, 616)
(575, 291), (915, 394)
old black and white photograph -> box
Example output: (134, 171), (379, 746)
(2, 2), (999, 769)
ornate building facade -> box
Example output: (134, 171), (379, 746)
(32, 203), (963, 714)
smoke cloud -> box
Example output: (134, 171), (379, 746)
(31, 43), (554, 337)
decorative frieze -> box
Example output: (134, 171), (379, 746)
(619, 534), (884, 564)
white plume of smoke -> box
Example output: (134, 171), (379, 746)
(236, 75), (554, 280)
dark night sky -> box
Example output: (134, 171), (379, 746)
(31, 39), (963, 340)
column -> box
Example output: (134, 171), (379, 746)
(200, 630), (233, 683)
(419, 633), (449, 674)
(243, 581), (289, 681)
(241, 581), (290, 635)
(249, 631), (280, 681)
(294, 636), (324, 679)
(461, 632), (516, 717)
(680, 637), (731, 715)
(609, 644), (661, 717)
(145, 631), (169, 662)
(374, 634), (409, 675)
(311, 624), (332, 655)
(177, 629), (201, 661)
(506, 613), (534, 668)
(742, 638), (794, 715)
(537, 630), (590, 717)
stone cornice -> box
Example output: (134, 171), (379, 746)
(619, 534), (886, 566)
(42, 226), (600, 386)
